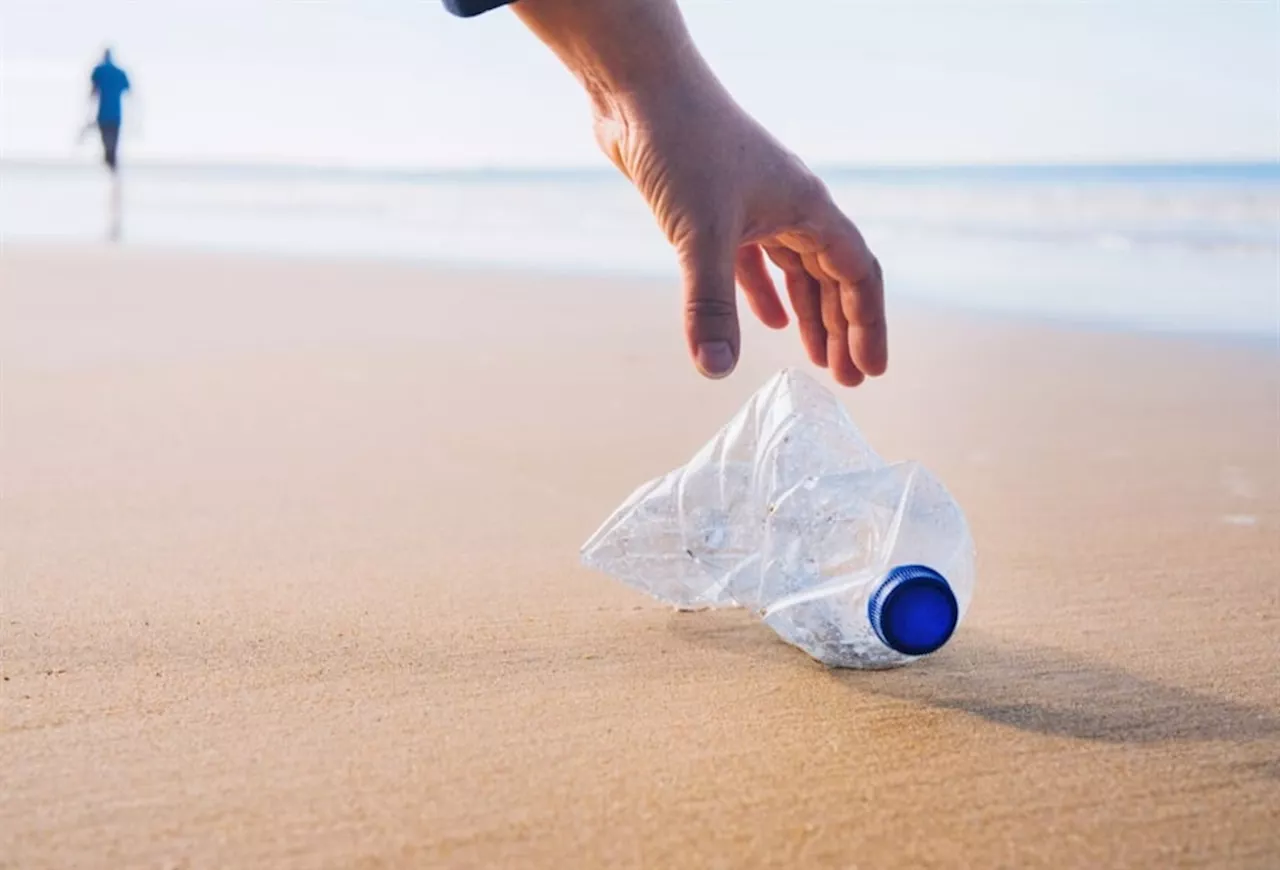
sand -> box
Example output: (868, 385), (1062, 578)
(2, 246), (1278, 869)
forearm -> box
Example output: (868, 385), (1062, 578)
(512, 0), (723, 115)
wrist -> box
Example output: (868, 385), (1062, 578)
(513, 0), (721, 117)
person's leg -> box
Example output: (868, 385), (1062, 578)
(98, 123), (120, 172)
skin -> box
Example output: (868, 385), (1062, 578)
(512, 0), (887, 387)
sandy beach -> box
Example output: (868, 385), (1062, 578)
(2, 246), (1277, 868)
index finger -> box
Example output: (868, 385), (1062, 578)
(815, 215), (887, 378)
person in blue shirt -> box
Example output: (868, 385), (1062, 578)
(443, 0), (887, 390)
(90, 49), (131, 174)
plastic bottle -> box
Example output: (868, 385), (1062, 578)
(580, 368), (976, 669)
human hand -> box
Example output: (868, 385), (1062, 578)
(513, 0), (886, 386)
(595, 86), (887, 386)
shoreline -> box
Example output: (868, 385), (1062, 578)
(5, 241), (1277, 352)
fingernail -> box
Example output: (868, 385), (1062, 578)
(696, 341), (736, 378)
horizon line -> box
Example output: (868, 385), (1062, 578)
(1, 155), (1276, 177)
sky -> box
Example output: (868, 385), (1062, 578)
(0, 0), (1276, 168)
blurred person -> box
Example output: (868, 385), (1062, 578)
(445, 0), (886, 388)
(89, 48), (131, 174)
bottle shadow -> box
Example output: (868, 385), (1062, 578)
(665, 611), (1280, 746)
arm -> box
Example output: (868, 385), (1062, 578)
(513, 0), (888, 385)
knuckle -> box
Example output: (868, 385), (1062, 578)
(849, 257), (885, 298)
(842, 289), (885, 326)
(685, 296), (737, 321)
(673, 217), (736, 265)
(794, 173), (834, 213)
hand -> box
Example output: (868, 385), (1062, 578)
(513, 0), (886, 386)
(596, 85), (887, 386)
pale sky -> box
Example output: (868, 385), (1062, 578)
(0, 0), (1275, 167)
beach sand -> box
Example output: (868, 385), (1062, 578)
(2, 246), (1278, 868)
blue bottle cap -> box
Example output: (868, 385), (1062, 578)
(868, 565), (959, 656)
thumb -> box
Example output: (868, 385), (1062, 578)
(677, 228), (740, 380)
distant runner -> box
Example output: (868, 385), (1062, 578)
(90, 49), (131, 173)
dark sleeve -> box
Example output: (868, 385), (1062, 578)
(443, 0), (515, 17)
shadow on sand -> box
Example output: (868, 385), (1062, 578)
(666, 611), (1280, 746)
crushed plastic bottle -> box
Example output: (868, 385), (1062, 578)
(581, 368), (975, 669)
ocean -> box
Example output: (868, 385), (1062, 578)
(1, 161), (1276, 337)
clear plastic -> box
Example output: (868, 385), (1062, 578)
(581, 368), (976, 669)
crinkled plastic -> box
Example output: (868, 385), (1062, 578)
(581, 369), (976, 669)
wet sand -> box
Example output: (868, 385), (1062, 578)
(2, 246), (1278, 868)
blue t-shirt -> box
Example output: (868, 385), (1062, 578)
(91, 62), (130, 124)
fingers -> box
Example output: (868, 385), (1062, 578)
(764, 244), (825, 367)
(804, 252), (863, 387)
(735, 245), (789, 330)
(677, 228), (740, 380)
(814, 215), (888, 377)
